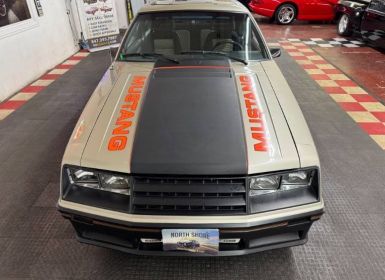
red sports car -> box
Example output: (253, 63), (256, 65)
(249, 0), (339, 24)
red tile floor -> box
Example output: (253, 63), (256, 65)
(256, 17), (385, 149)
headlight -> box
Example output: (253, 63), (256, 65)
(100, 174), (131, 195)
(249, 175), (280, 195)
(249, 169), (314, 196)
(69, 169), (99, 188)
(248, 168), (319, 214)
(67, 167), (131, 196)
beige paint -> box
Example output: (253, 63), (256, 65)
(58, 198), (324, 225)
(80, 63), (153, 173)
(60, 0), (322, 224)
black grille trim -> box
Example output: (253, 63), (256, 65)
(132, 176), (247, 215)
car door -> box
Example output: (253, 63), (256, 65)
(299, 0), (337, 20)
(361, 0), (385, 48)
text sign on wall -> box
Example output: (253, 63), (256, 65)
(78, 0), (120, 51)
(34, 0), (43, 17)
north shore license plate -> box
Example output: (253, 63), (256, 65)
(162, 229), (219, 255)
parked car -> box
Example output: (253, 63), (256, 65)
(100, 6), (112, 12)
(177, 240), (200, 250)
(336, 0), (385, 48)
(58, 0), (323, 256)
(85, 6), (98, 15)
(84, 0), (97, 4)
(249, 0), (339, 24)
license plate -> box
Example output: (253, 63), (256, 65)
(162, 229), (219, 255)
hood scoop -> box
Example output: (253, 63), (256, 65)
(153, 59), (232, 78)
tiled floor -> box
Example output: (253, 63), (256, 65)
(286, 38), (366, 48)
(0, 51), (89, 121)
(280, 40), (385, 150)
(0, 30), (385, 279)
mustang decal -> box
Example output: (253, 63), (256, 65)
(108, 76), (146, 151)
(239, 75), (268, 152)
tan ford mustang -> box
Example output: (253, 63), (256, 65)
(58, 0), (324, 256)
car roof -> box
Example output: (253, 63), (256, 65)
(138, 0), (249, 14)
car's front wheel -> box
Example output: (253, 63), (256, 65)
(275, 4), (296, 25)
(337, 14), (353, 36)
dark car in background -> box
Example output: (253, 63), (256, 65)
(336, 0), (385, 48)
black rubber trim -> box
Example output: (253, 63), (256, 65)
(76, 235), (307, 256)
(65, 214), (314, 256)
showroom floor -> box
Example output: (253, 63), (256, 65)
(0, 21), (384, 280)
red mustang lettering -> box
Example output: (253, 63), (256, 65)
(108, 76), (146, 151)
(239, 75), (268, 152)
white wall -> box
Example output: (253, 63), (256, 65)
(114, 0), (146, 27)
(0, 0), (78, 102)
(131, 0), (146, 15)
(0, 0), (147, 102)
(115, 0), (129, 29)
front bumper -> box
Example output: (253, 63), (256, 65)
(58, 199), (323, 256)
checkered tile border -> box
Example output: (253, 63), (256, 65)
(0, 51), (90, 121)
(280, 40), (385, 150)
(286, 38), (365, 48)
(361, 29), (385, 42)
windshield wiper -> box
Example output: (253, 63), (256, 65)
(120, 52), (179, 64)
(180, 51), (248, 65)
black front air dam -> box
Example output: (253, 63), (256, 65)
(62, 213), (318, 256)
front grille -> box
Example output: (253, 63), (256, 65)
(132, 177), (247, 215)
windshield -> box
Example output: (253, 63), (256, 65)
(118, 11), (269, 63)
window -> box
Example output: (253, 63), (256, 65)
(119, 11), (269, 62)
(369, 0), (385, 13)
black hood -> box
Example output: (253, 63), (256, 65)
(130, 60), (248, 175)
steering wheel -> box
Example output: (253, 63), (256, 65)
(212, 39), (243, 51)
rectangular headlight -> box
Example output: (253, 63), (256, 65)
(249, 175), (280, 195)
(248, 168), (319, 214)
(66, 167), (131, 196)
(281, 171), (312, 191)
(249, 169), (314, 196)
(68, 169), (99, 189)
(100, 174), (131, 195)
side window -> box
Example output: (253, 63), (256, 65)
(369, 0), (385, 12)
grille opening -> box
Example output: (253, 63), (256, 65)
(132, 176), (247, 215)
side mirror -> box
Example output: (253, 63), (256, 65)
(270, 48), (281, 58)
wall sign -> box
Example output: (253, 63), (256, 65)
(34, 0), (43, 16)
(77, 0), (120, 51)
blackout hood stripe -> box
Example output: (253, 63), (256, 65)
(130, 61), (248, 175)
